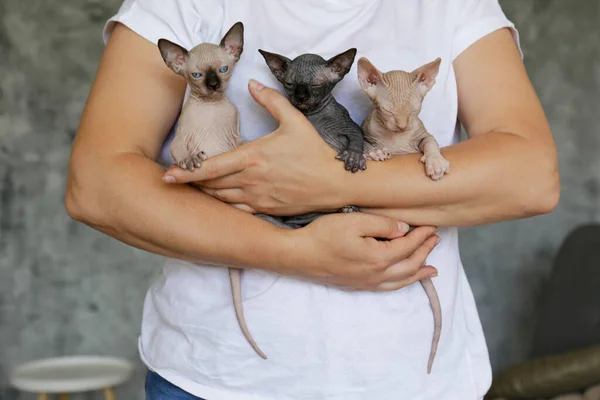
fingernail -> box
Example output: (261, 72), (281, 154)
(435, 235), (441, 244)
(397, 221), (409, 233)
(162, 175), (176, 184)
(431, 272), (439, 278)
(249, 79), (264, 91)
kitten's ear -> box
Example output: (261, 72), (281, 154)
(258, 49), (291, 81)
(412, 57), (441, 94)
(158, 39), (189, 75)
(357, 57), (383, 98)
(326, 48), (357, 79)
(220, 22), (244, 62)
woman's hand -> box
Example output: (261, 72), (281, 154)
(282, 212), (440, 291)
(162, 80), (351, 216)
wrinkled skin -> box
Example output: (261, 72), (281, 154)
(158, 22), (271, 361)
(358, 56), (450, 180)
(357, 56), (448, 374)
(259, 49), (366, 173)
(158, 22), (244, 171)
(257, 48), (367, 226)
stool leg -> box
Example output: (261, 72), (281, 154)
(38, 395), (50, 400)
(104, 387), (116, 400)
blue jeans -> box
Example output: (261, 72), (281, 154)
(145, 370), (206, 400)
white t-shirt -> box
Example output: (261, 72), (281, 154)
(104, 1), (520, 399)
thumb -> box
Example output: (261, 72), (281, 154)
(353, 213), (410, 239)
(248, 79), (304, 124)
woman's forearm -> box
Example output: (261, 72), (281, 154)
(67, 24), (442, 292)
(65, 151), (292, 271)
(341, 130), (559, 227)
(65, 24), (293, 272)
(338, 29), (559, 227)
(161, 31), (558, 228)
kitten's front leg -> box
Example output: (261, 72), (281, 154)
(361, 118), (391, 162)
(364, 141), (392, 161)
(333, 129), (365, 212)
(336, 129), (367, 173)
(170, 132), (207, 171)
(418, 134), (450, 180)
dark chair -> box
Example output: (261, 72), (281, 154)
(486, 224), (600, 399)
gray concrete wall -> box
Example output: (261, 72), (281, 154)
(462, 0), (600, 374)
(1, 1), (598, 399)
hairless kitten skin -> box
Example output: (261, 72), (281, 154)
(158, 22), (280, 360)
(357, 56), (449, 374)
(258, 48), (366, 224)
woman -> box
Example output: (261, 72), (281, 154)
(65, 0), (559, 398)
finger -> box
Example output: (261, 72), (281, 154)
(353, 213), (410, 239)
(376, 265), (438, 292)
(232, 204), (256, 213)
(202, 188), (246, 204)
(248, 79), (304, 124)
(381, 226), (438, 263)
(162, 150), (249, 183)
(196, 174), (240, 190)
(382, 235), (440, 279)
(406, 234), (440, 266)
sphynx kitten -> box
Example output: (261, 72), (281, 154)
(158, 22), (274, 360)
(358, 57), (450, 180)
(357, 56), (449, 374)
(258, 48), (365, 224)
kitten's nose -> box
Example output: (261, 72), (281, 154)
(294, 85), (309, 102)
(205, 70), (221, 91)
(395, 116), (409, 131)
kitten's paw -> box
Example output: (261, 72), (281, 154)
(339, 205), (360, 213)
(365, 148), (392, 161)
(420, 153), (450, 180)
(177, 151), (207, 171)
(336, 150), (367, 173)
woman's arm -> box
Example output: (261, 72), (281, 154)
(166, 28), (559, 227)
(65, 24), (287, 270)
(65, 23), (440, 290)
(351, 28), (559, 226)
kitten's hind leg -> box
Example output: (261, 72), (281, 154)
(255, 213), (296, 229)
(280, 212), (324, 228)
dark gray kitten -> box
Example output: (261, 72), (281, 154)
(258, 48), (367, 173)
(233, 49), (367, 360)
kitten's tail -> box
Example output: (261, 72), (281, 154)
(420, 277), (442, 374)
(229, 268), (268, 359)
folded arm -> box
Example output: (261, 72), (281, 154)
(65, 24), (290, 271)
(65, 24), (440, 292)
(349, 28), (559, 227)
(164, 29), (558, 228)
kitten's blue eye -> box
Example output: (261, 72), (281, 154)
(191, 72), (202, 78)
(219, 66), (229, 73)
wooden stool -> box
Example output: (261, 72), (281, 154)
(9, 356), (134, 399)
